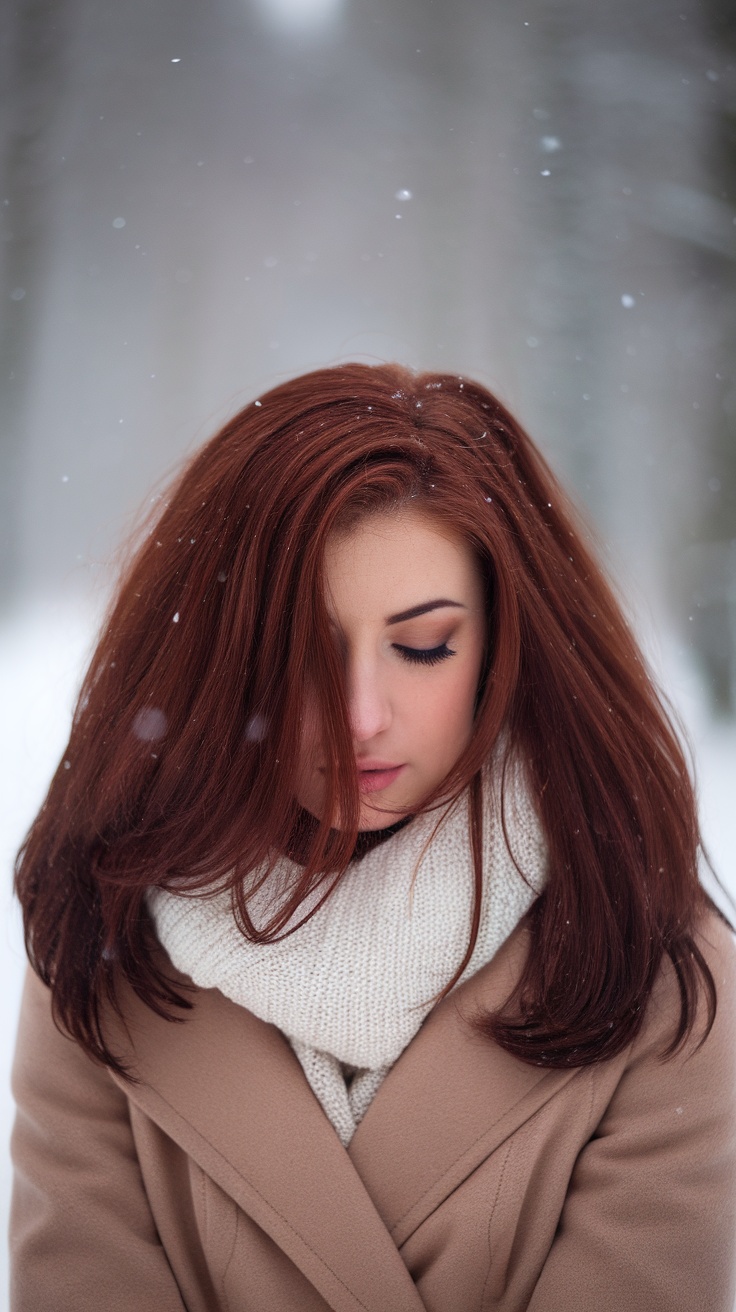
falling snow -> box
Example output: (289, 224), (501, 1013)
(131, 707), (168, 741)
(245, 712), (267, 741)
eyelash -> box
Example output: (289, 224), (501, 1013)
(393, 643), (456, 667)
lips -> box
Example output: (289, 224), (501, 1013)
(357, 764), (405, 793)
(317, 762), (405, 791)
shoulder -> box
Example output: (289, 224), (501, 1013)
(695, 901), (736, 983)
(591, 904), (736, 1172)
(633, 903), (736, 1063)
(520, 905), (736, 1311)
(12, 965), (126, 1116)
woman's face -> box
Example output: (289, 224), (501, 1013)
(296, 506), (488, 831)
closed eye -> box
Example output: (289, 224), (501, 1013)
(393, 642), (456, 666)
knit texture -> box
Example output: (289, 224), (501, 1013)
(147, 759), (547, 1146)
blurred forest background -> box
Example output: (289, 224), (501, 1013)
(1, 0), (735, 1299)
(2, 0), (736, 677)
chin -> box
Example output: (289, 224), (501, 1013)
(358, 803), (409, 831)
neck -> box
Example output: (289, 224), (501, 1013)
(351, 813), (415, 860)
(285, 807), (415, 865)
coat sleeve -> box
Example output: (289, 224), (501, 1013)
(527, 912), (736, 1312)
(9, 965), (187, 1312)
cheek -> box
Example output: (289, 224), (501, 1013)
(411, 663), (480, 753)
(450, 667), (482, 735)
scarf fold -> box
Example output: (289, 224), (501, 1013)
(147, 759), (547, 1146)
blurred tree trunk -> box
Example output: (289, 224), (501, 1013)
(692, 0), (736, 713)
(0, 0), (69, 608)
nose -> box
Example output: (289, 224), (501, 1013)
(346, 653), (392, 744)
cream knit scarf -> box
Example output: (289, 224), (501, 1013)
(147, 760), (547, 1147)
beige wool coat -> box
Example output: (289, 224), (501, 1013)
(9, 907), (736, 1312)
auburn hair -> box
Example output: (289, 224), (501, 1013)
(15, 363), (727, 1077)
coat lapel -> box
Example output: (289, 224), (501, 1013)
(347, 921), (580, 1247)
(107, 958), (425, 1312)
(106, 924), (577, 1307)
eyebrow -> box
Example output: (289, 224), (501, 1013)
(386, 599), (467, 625)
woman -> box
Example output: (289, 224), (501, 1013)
(11, 363), (736, 1312)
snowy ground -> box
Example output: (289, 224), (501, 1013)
(1, 596), (734, 1303)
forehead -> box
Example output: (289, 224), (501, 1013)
(322, 509), (481, 619)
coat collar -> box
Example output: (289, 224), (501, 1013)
(107, 922), (576, 1312)
(109, 947), (423, 1312)
(347, 921), (579, 1247)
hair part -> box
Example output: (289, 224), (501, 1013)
(15, 362), (729, 1076)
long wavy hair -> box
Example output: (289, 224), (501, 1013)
(15, 362), (727, 1077)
